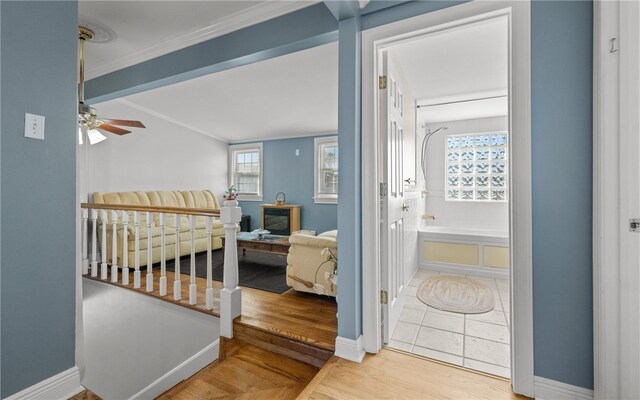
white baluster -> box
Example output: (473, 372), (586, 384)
(159, 213), (167, 296)
(111, 210), (119, 283)
(82, 209), (89, 275)
(146, 211), (153, 292)
(133, 211), (141, 288)
(90, 209), (98, 277)
(189, 215), (197, 305)
(121, 211), (129, 285)
(174, 213), (182, 300)
(220, 200), (242, 338)
(101, 210), (108, 280)
(205, 216), (214, 310)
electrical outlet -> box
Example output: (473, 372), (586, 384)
(24, 113), (45, 140)
(296, 149), (300, 156)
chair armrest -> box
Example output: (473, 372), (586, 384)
(289, 234), (337, 249)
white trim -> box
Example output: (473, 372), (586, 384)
(129, 339), (219, 400)
(592, 2), (620, 398)
(115, 99), (228, 143)
(228, 142), (264, 201)
(361, 2), (534, 397)
(534, 376), (594, 400)
(334, 335), (365, 363)
(314, 136), (339, 204)
(5, 367), (83, 400)
(419, 263), (509, 280)
(230, 131), (338, 144)
(84, 1), (319, 79)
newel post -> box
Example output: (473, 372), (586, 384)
(220, 200), (242, 338)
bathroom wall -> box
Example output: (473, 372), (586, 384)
(421, 116), (509, 231)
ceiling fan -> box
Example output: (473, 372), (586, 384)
(78, 26), (145, 142)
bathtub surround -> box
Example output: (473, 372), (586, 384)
(421, 117), (509, 232)
(419, 226), (509, 279)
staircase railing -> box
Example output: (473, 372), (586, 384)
(80, 200), (242, 338)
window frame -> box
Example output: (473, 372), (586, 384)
(228, 142), (263, 202)
(444, 131), (509, 202)
(314, 136), (339, 204)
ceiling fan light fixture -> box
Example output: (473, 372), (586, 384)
(87, 128), (107, 145)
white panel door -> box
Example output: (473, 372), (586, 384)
(380, 51), (407, 344)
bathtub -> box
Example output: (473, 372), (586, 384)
(418, 226), (509, 278)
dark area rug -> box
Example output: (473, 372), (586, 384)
(162, 249), (289, 294)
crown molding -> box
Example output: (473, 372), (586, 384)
(115, 98), (229, 143)
(85, 1), (319, 80)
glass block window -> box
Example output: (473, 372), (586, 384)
(446, 132), (508, 201)
(229, 143), (263, 201)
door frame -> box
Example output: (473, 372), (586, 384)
(593, 1), (640, 398)
(361, 1), (534, 396)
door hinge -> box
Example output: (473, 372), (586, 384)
(380, 290), (388, 305)
(379, 75), (387, 90)
(380, 182), (388, 197)
(631, 218), (640, 232)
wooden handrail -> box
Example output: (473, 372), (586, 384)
(81, 202), (221, 217)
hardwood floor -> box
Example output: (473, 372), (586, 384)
(298, 348), (525, 400)
(158, 340), (318, 400)
(85, 268), (337, 351)
(68, 390), (101, 400)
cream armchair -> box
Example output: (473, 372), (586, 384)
(286, 230), (337, 297)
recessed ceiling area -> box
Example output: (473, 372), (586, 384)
(96, 42), (338, 143)
(390, 16), (508, 124)
(79, 0), (315, 79)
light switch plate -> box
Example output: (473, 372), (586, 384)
(24, 113), (45, 140)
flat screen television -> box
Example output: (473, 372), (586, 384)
(263, 207), (291, 236)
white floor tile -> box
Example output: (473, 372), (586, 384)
(422, 311), (465, 333)
(427, 306), (465, 319)
(463, 358), (510, 379)
(412, 345), (463, 366)
(465, 336), (510, 367)
(496, 279), (510, 294)
(404, 295), (428, 311)
(415, 326), (464, 356)
(466, 310), (507, 326)
(387, 340), (413, 352)
(408, 278), (423, 288)
(391, 321), (420, 344)
(399, 307), (425, 325)
(465, 319), (510, 344)
(405, 286), (418, 297)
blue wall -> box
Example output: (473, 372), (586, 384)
(1, 1), (78, 397)
(531, 0), (593, 389)
(239, 136), (338, 234)
(80, 0), (596, 390)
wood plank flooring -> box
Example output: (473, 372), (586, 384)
(158, 340), (319, 400)
(85, 268), (337, 351)
(298, 348), (525, 400)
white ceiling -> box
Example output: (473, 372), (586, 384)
(97, 42), (339, 143)
(79, 1), (315, 79)
(391, 16), (508, 123)
(86, 4), (506, 143)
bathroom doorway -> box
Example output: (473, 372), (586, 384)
(362, 2), (534, 395)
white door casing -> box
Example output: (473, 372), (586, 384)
(361, 2), (533, 397)
(380, 51), (407, 343)
(594, 1), (640, 398)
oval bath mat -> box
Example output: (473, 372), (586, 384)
(417, 275), (495, 314)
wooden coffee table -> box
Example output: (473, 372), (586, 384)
(223, 235), (290, 256)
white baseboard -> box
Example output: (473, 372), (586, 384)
(5, 366), (84, 400)
(334, 335), (365, 363)
(534, 376), (594, 400)
(419, 263), (509, 279)
(129, 339), (220, 400)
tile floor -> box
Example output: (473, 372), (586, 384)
(387, 269), (511, 378)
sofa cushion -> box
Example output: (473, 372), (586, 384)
(318, 230), (338, 239)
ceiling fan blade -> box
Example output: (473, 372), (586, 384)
(100, 119), (146, 128)
(98, 123), (131, 135)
